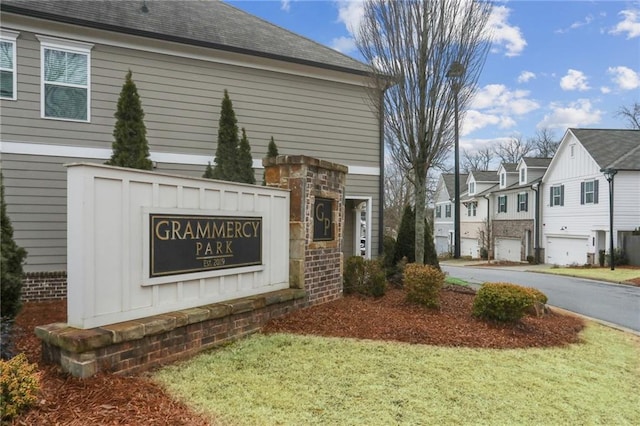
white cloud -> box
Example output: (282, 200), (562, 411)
(610, 9), (640, 38)
(281, 0), (291, 12)
(600, 86), (611, 94)
(537, 99), (602, 129)
(560, 69), (590, 91)
(487, 6), (527, 57)
(607, 66), (640, 90)
(517, 71), (536, 83)
(331, 36), (357, 54)
(555, 14), (594, 34)
(335, 0), (365, 36)
(470, 84), (539, 115)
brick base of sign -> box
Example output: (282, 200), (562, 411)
(22, 271), (67, 301)
(35, 289), (307, 378)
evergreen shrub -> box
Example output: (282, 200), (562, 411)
(343, 256), (387, 297)
(404, 263), (445, 308)
(472, 282), (539, 322)
(0, 353), (40, 420)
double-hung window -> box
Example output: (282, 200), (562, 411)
(468, 181), (476, 195)
(580, 180), (599, 204)
(435, 205), (442, 218)
(550, 185), (564, 207)
(517, 193), (528, 212)
(1, 30), (19, 100)
(467, 202), (477, 217)
(445, 204), (451, 218)
(38, 36), (92, 121)
(498, 195), (507, 213)
(519, 168), (526, 184)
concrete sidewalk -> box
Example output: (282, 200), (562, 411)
(440, 259), (553, 272)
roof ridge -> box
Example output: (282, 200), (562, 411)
(609, 143), (640, 169)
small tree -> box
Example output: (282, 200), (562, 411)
(210, 90), (239, 181)
(203, 162), (214, 179)
(236, 128), (256, 184)
(263, 136), (279, 185)
(423, 218), (439, 268)
(394, 205), (416, 263)
(106, 70), (153, 170)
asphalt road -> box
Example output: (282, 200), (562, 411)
(442, 265), (640, 333)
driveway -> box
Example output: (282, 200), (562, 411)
(442, 263), (640, 333)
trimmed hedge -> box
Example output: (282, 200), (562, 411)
(404, 263), (445, 308)
(472, 282), (547, 322)
(343, 257), (387, 298)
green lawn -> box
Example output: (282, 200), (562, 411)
(542, 267), (640, 283)
(154, 324), (640, 425)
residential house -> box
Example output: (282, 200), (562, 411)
(460, 170), (498, 258)
(541, 128), (640, 266)
(433, 172), (468, 255)
(0, 1), (383, 288)
(488, 158), (551, 262)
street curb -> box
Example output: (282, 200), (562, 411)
(549, 305), (640, 337)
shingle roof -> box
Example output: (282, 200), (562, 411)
(521, 157), (552, 168)
(500, 163), (518, 173)
(470, 170), (499, 182)
(441, 173), (468, 198)
(1, 0), (370, 75)
(570, 128), (640, 171)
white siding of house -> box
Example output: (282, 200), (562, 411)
(433, 178), (453, 255)
(490, 189), (535, 221)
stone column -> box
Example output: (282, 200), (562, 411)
(263, 155), (347, 305)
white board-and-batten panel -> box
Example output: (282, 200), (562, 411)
(67, 163), (290, 329)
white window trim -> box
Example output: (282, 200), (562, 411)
(498, 195), (507, 213)
(519, 168), (526, 185)
(499, 172), (506, 188)
(469, 181), (476, 195)
(1, 29), (19, 101)
(37, 35), (93, 122)
(584, 180), (595, 204)
(518, 192), (527, 212)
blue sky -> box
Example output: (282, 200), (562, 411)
(227, 1), (640, 153)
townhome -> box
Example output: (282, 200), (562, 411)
(541, 128), (640, 266)
(460, 170), (498, 258)
(0, 0), (384, 296)
(488, 158), (551, 262)
(433, 172), (468, 255)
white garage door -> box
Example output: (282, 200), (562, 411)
(461, 238), (479, 258)
(495, 238), (521, 262)
(546, 237), (588, 266)
(435, 236), (449, 256)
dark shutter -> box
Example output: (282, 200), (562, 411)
(517, 195), (520, 212)
(524, 193), (528, 212)
(560, 185), (565, 206)
(594, 180), (599, 204)
(504, 195), (508, 213)
(550, 187), (554, 207)
(580, 182), (585, 205)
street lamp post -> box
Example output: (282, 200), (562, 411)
(601, 168), (617, 270)
(447, 61), (464, 259)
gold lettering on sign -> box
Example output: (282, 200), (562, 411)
(315, 202), (331, 234)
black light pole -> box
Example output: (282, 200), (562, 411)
(602, 168), (617, 270)
(447, 61), (464, 259)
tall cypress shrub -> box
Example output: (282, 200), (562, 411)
(424, 218), (440, 269)
(262, 136), (279, 185)
(237, 128), (256, 184)
(210, 90), (239, 181)
(394, 205), (415, 263)
(106, 70), (153, 170)
(1, 173), (27, 321)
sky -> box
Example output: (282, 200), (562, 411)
(226, 0), (640, 155)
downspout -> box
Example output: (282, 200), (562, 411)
(378, 86), (386, 255)
(483, 193), (491, 263)
(531, 182), (540, 264)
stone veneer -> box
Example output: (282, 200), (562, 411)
(263, 155), (347, 305)
(36, 289), (306, 378)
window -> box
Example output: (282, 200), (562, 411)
(0, 30), (19, 100)
(581, 180), (599, 204)
(550, 185), (564, 207)
(500, 173), (505, 188)
(445, 204), (451, 218)
(435, 205), (442, 218)
(517, 193), (528, 212)
(469, 181), (476, 195)
(519, 168), (526, 184)
(570, 144), (575, 158)
(38, 36), (92, 121)
(498, 195), (507, 213)
(467, 202), (477, 217)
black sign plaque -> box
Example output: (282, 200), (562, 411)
(313, 198), (334, 241)
(150, 214), (262, 278)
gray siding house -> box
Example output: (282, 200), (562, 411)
(0, 1), (383, 289)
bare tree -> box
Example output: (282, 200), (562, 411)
(461, 146), (493, 172)
(357, 0), (493, 264)
(494, 134), (533, 164)
(383, 159), (414, 236)
(616, 102), (640, 129)
(528, 127), (559, 158)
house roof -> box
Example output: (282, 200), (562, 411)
(499, 163), (518, 173)
(570, 128), (640, 171)
(1, 0), (371, 76)
(521, 157), (552, 168)
(441, 173), (468, 198)
(469, 170), (499, 182)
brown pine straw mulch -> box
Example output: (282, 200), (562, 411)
(8, 286), (585, 425)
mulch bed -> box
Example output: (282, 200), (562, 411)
(7, 286), (585, 424)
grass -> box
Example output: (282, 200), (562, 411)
(543, 267), (640, 283)
(444, 276), (470, 286)
(154, 324), (640, 425)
